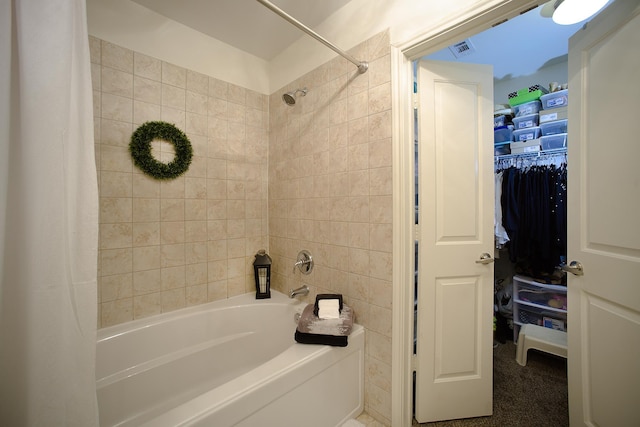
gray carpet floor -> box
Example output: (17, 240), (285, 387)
(416, 341), (568, 427)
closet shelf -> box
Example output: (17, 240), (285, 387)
(495, 146), (566, 161)
(513, 298), (567, 314)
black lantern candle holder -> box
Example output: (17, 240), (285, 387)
(253, 249), (272, 299)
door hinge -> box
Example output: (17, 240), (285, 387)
(412, 92), (419, 110)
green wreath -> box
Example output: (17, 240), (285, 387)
(129, 121), (193, 180)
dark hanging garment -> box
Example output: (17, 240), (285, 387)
(501, 167), (521, 262)
(500, 163), (567, 278)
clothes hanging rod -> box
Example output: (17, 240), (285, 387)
(255, 0), (368, 74)
(495, 147), (567, 162)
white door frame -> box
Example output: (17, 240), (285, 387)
(391, 1), (539, 425)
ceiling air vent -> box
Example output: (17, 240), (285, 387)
(448, 38), (477, 59)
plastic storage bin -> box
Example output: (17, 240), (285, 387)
(517, 306), (567, 331)
(540, 89), (569, 109)
(540, 119), (568, 136)
(494, 114), (513, 128)
(513, 100), (542, 117)
(541, 133), (567, 150)
(513, 126), (541, 141)
(494, 145), (510, 156)
(513, 275), (568, 343)
(494, 126), (513, 143)
(539, 107), (568, 123)
(517, 283), (567, 310)
(513, 113), (539, 129)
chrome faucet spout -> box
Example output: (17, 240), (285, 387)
(289, 285), (309, 299)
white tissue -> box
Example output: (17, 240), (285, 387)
(318, 299), (340, 319)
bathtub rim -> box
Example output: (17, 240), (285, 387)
(96, 290), (365, 427)
(139, 324), (365, 427)
(97, 290), (304, 343)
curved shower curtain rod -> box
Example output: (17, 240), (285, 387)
(255, 0), (369, 74)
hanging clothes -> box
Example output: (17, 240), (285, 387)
(495, 171), (510, 247)
(499, 163), (567, 277)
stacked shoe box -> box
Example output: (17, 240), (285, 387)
(507, 85), (548, 154)
(538, 89), (569, 150)
(493, 110), (513, 155)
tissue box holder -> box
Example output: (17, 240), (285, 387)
(313, 293), (343, 316)
(295, 302), (353, 347)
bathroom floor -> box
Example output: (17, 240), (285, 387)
(356, 412), (387, 427)
(357, 342), (568, 427)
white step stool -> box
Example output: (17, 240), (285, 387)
(516, 324), (567, 366)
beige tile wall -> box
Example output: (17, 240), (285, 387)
(90, 37), (269, 328)
(267, 31), (393, 425)
(91, 30), (393, 426)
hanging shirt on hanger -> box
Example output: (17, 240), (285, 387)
(495, 171), (510, 247)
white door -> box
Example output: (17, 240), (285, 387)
(566, 0), (640, 425)
(414, 60), (494, 422)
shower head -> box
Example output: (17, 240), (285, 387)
(282, 88), (307, 106)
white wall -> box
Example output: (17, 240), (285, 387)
(86, 0), (270, 94)
(269, 0), (485, 91)
(494, 58), (568, 105)
(86, 0), (488, 94)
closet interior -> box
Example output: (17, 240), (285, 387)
(493, 99), (568, 345)
(423, 2), (576, 366)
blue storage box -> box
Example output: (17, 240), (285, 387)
(540, 119), (568, 136)
(513, 126), (541, 141)
(494, 114), (513, 128)
(541, 133), (567, 150)
(513, 100), (542, 117)
(494, 126), (513, 143)
(540, 89), (568, 109)
(494, 145), (511, 156)
(513, 113), (539, 129)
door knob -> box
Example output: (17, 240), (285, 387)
(475, 253), (495, 264)
(561, 260), (584, 276)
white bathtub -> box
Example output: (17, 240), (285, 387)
(96, 290), (364, 427)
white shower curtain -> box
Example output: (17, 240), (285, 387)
(0, 0), (99, 425)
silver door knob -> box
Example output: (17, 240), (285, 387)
(561, 260), (584, 276)
(475, 253), (495, 264)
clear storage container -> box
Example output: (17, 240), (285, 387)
(540, 89), (569, 109)
(513, 126), (541, 141)
(494, 145), (510, 156)
(513, 113), (539, 129)
(540, 119), (568, 136)
(540, 133), (567, 150)
(494, 126), (513, 143)
(513, 100), (542, 117)
(494, 114), (513, 128)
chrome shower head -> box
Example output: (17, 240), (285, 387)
(282, 88), (307, 106)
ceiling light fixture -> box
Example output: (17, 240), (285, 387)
(541, 0), (609, 25)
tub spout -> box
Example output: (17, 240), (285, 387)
(289, 285), (309, 299)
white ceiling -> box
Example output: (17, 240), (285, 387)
(427, 4), (587, 80)
(130, 0), (354, 60)
(128, 0), (612, 78)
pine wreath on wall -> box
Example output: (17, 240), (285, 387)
(129, 121), (193, 180)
